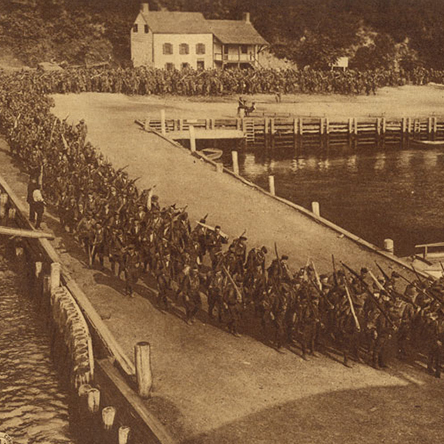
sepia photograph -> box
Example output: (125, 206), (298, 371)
(0, 0), (444, 443)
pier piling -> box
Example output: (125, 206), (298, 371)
(135, 341), (153, 399)
(384, 238), (394, 254)
(268, 175), (275, 196)
(311, 202), (320, 217)
(189, 125), (196, 152)
(232, 151), (239, 175)
(160, 109), (166, 136)
(50, 262), (61, 295)
(118, 426), (131, 444)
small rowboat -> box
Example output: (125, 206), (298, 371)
(411, 139), (444, 148)
(200, 148), (223, 161)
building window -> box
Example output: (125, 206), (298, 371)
(179, 43), (189, 55)
(163, 43), (173, 55)
(181, 63), (190, 70)
(144, 24), (149, 33)
(241, 45), (248, 54)
(197, 60), (205, 70)
(165, 63), (175, 71)
(196, 43), (206, 55)
(133, 24), (138, 33)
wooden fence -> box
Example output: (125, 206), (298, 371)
(143, 115), (444, 145)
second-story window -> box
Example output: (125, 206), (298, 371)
(196, 43), (206, 55)
(163, 43), (173, 55)
(179, 43), (189, 55)
(133, 24), (138, 33)
(241, 45), (248, 54)
(144, 24), (149, 33)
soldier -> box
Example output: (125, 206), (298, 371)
(76, 212), (95, 266)
(32, 183), (46, 229)
(155, 251), (175, 310)
(91, 222), (106, 269)
(426, 306), (444, 378)
(207, 268), (225, 321)
(182, 266), (202, 325)
(206, 225), (227, 269)
(26, 176), (38, 223)
(228, 236), (248, 276)
(223, 274), (243, 337)
(123, 244), (141, 297)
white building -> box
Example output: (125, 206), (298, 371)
(131, 3), (268, 70)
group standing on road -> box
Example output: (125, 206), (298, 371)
(0, 67), (443, 377)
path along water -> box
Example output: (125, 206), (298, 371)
(219, 140), (444, 257)
(0, 241), (76, 444)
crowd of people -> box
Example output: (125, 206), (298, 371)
(0, 68), (443, 377)
(9, 65), (444, 97)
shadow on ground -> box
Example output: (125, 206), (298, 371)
(182, 379), (444, 444)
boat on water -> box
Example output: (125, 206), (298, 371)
(402, 242), (444, 279)
(411, 139), (444, 148)
(200, 148), (223, 161)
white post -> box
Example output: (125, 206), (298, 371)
(189, 125), (196, 152)
(50, 262), (61, 294)
(160, 109), (166, 135)
(384, 238), (394, 254)
(231, 151), (239, 175)
(118, 426), (131, 444)
(135, 342), (153, 398)
(311, 201), (320, 217)
(87, 388), (101, 414)
(215, 163), (224, 173)
(268, 175), (275, 196)
(102, 406), (116, 431)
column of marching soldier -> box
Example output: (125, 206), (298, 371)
(4, 65), (444, 98)
(0, 69), (443, 378)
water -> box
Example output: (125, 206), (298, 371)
(219, 138), (444, 257)
(0, 243), (76, 444)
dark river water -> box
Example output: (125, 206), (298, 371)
(0, 243), (76, 443)
(218, 138), (444, 257)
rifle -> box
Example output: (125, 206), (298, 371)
(369, 269), (419, 308)
(396, 270), (443, 305)
(340, 265), (361, 331)
(310, 259), (322, 291)
(307, 274), (335, 310)
(341, 262), (396, 328)
(222, 265), (243, 304)
(332, 254), (338, 287)
(274, 242), (283, 279)
(375, 262), (390, 282)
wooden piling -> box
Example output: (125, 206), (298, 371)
(311, 202), (320, 217)
(382, 117), (386, 134)
(189, 125), (196, 153)
(293, 118), (299, 136)
(268, 176), (275, 196)
(353, 118), (358, 136)
(270, 118), (276, 135)
(433, 117), (437, 134)
(376, 118), (381, 136)
(428, 117), (432, 134)
(50, 262), (61, 295)
(135, 342), (153, 399)
(402, 117), (407, 135)
(118, 426), (131, 444)
(144, 118), (150, 131)
(160, 109), (166, 135)
(231, 151), (239, 175)
(87, 387), (101, 414)
(299, 118), (304, 136)
(325, 118), (330, 135)
(384, 239), (394, 254)
(348, 118), (353, 135)
(179, 119), (183, 131)
(102, 406), (116, 431)
(215, 163), (224, 174)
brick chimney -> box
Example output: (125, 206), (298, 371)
(141, 3), (149, 14)
(242, 12), (251, 23)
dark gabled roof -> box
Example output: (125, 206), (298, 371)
(139, 11), (212, 34)
(207, 20), (268, 45)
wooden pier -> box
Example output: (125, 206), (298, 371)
(141, 114), (444, 145)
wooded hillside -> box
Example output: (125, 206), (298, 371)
(1, 0), (444, 70)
